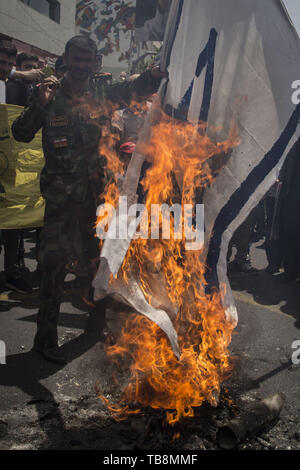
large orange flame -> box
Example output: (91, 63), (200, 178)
(97, 101), (239, 424)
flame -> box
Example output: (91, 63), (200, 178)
(97, 101), (239, 424)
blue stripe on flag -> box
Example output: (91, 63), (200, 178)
(165, 0), (185, 71)
(199, 28), (217, 122)
(165, 28), (218, 122)
(205, 103), (300, 290)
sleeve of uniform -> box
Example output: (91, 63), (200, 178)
(5, 79), (27, 106)
(12, 92), (47, 143)
(106, 69), (161, 105)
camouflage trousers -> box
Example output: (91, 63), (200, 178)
(34, 199), (105, 349)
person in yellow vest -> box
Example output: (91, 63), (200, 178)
(0, 40), (32, 294)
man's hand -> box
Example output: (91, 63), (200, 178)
(14, 69), (44, 82)
(150, 66), (168, 80)
(37, 76), (60, 107)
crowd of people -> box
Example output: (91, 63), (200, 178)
(0, 33), (299, 367)
(1, 42), (41, 295)
(228, 137), (300, 281)
(0, 35), (164, 365)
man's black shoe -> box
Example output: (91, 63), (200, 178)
(5, 277), (32, 294)
(229, 258), (256, 274)
(41, 346), (67, 365)
(84, 323), (115, 344)
(265, 264), (280, 274)
(18, 264), (30, 274)
(32, 341), (67, 365)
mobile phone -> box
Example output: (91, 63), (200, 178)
(41, 66), (54, 78)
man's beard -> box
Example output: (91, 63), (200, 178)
(69, 67), (91, 81)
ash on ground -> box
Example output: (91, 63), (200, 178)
(0, 359), (299, 451)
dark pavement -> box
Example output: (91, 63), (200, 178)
(0, 230), (299, 450)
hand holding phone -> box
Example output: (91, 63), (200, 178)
(41, 66), (55, 78)
(37, 76), (60, 107)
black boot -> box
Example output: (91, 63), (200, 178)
(41, 346), (67, 365)
(229, 256), (256, 274)
(32, 337), (67, 365)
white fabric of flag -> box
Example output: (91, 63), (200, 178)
(93, 0), (300, 355)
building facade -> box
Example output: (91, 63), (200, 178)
(0, 0), (76, 61)
(75, 0), (165, 77)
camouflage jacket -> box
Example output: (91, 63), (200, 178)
(12, 70), (160, 207)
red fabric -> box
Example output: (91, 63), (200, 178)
(120, 141), (136, 154)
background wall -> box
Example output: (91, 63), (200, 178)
(0, 0), (76, 57)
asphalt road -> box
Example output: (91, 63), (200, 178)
(0, 230), (299, 449)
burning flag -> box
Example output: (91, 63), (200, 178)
(93, 0), (300, 422)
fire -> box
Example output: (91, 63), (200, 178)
(97, 100), (239, 424)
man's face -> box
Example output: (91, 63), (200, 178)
(64, 46), (96, 82)
(0, 52), (15, 80)
(18, 60), (39, 71)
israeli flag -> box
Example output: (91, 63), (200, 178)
(94, 0), (300, 355)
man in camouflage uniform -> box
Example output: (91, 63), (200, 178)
(12, 35), (164, 364)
